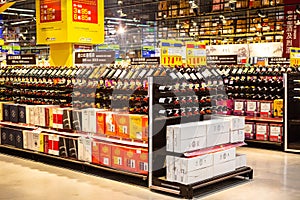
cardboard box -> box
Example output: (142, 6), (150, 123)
(166, 156), (175, 182)
(68, 137), (78, 159)
(29, 106), (36, 125)
(136, 148), (148, 175)
(96, 111), (106, 135)
(245, 122), (255, 140)
(167, 121), (207, 153)
(178, 166), (214, 185)
(78, 137), (92, 162)
(166, 126), (174, 152)
(234, 100), (245, 116)
(236, 154), (247, 169)
(105, 112), (117, 136)
(256, 123), (269, 141)
(269, 124), (283, 143)
(212, 115), (245, 131)
(38, 106), (46, 127)
(14, 129), (23, 149)
(72, 110), (82, 131)
(9, 104), (19, 123)
(7, 128), (16, 147)
(63, 108), (73, 130)
(213, 148), (236, 164)
(48, 134), (60, 156)
(81, 109), (90, 132)
(123, 146), (138, 173)
(180, 154), (213, 173)
(3, 103), (11, 122)
(92, 141), (101, 164)
(1, 127), (9, 145)
(43, 133), (49, 154)
(206, 119), (230, 135)
(99, 142), (112, 167)
(260, 101), (273, 118)
(18, 105), (27, 124)
(33, 106), (40, 126)
(142, 115), (148, 141)
(115, 113), (130, 139)
(111, 144), (124, 170)
(59, 136), (69, 157)
(129, 114), (144, 140)
(207, 132), (230, 147)
(230, 129), (245, 143)
(246, 100), (259, 117)
(89, 109), (108, 133)
(273, 99), (283, 117)
(213, 159), (236, 177)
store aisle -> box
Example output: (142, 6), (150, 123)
(0, 147), (300, 200)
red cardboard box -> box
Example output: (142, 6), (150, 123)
(260, 101), (273, 118)
(96, 112), (106, 135)
(111, 144), (124, 170)
(105, 112), (117, 136)
(245, 122), (255, 140)
(269, 124), (283, 143)
(92, 141), (101, 164)
(99, 142), (112, 167)
(256, 123), (269, 141)
(136, 148), (148, 175)
(234, 100), (245, 116)
(142, 116), (148, 141)
(246, 100), (259, 117)
(115, 113), (130, 139)
(123, 146), (138, 173)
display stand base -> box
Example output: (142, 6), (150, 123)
(150, 167), (253, 199)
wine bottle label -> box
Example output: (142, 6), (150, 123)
(138, 69), (147, 79)
(146, 69), (154, 77)
(211, 69), (219, 76)
(196, 72), (203, 80)
(75, 68), (83, 76)
(231, 68), (238, 74)
(118, 70), (127, 79)
(176, 71), (184, 79)
(237, 68), (243, 74)
(66, 69), (73, 76)
(190, 73), (197, 80)
(183, 73), (191, 80)
(71, 68), (78, 76)
(169, 72), (177, 80)
(113, 69), (122, 79)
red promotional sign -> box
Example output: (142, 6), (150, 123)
(283, 0), (300, 58)
(72, 0), (98, 24)
(39, 0), (62, 23)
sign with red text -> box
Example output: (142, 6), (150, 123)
(39, 0), (62, 23)
(283, 1), (300, 58)
(72, 0), (98, 24)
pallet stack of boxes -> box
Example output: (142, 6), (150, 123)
(166, 115), (247, 184)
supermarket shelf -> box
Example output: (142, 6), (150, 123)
(0, 144), (148, 180)
(183, 142), (246, 158)
(151, 166), (253, 199)
(0, 121), (37, 130)
(0, 121), (148, 148)
(245, 117), (283, 123)
(93, 135), (148, 148)
(245, 139), (282, 147)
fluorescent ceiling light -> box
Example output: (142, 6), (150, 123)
(11, 20), (31, 25)
(19, 13), (34, 17)
(7, 8), (35, 13)
(1, 11), (18, 16)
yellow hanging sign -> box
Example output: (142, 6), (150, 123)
(290, 47), (300, 66)
(186, 41), (206, 66)
(160, 40), (183, 66)
(36, 0), (104, 45)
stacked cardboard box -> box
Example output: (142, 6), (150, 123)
(167, 147), (242, 184)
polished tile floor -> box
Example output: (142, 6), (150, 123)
(0, 147), (300, 200)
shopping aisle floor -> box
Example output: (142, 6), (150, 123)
(0, 147), (300, 200)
